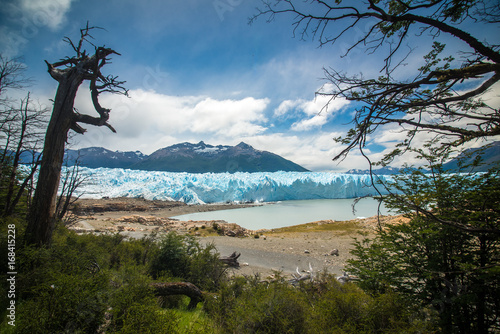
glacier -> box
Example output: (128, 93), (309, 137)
(67, 167), (394, 204)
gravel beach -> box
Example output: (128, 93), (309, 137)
(68, 197), (398, 279)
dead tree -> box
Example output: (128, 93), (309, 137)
(150, 282), (204, 310)
(25, 24), (127, 246)
(219, 251), (241, 267)
(2, 93), (47, 217)
(56, 157), (89, 224)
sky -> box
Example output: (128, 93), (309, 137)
(1, 0), (499, 171)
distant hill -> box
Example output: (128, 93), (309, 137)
(346, 141), (500, 174)
(65, 147), (145, 169)
(346, 166), (402, 175)
(129, 141), (309, 173)
(60, 142), (308, 173)
(442, 141), (500, 172)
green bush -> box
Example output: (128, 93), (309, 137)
(205, 275), (434, 334)
(149, 232), (226, 291)
(15, 271), (109, 333)
(0, 217), (439, 333)
(310, 278), (430, 333)
(118, 304), (179, 334)
(106, 274), (180, 333)
(0, 226), (173, 333)
(205, 277), (307, 334)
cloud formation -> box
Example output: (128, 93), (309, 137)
(0, 0), (74, 57)
(74, 89), (270, 152)
(275, 91), (350, 131)
(19, 0), (73, 30)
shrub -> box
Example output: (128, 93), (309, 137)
(118, 304), (179, 334)
(149, 232), (226, 291)
(15, 271), (109, 334)
(206, 277), (307, 334)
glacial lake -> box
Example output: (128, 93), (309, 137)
(174, 197), (391, 230)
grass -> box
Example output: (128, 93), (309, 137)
(266, 220), (363, 235)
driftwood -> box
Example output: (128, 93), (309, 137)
(219, 251), (241, 267)
(289, 263), (315, 285)
(150, 282), (203, 309)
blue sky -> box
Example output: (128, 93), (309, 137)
(1, 0), (499, 171)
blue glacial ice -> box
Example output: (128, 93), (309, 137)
(68, 167), (394, 204)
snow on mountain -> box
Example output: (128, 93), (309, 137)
(130, 141), (308, 173)
(62, 141), (308, 173)
(70, 167), (393, 204)
(64, 147), (145, 169)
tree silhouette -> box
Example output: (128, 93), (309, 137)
(252, 0), (500, 164)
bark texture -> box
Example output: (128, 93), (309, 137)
(25, 26), (126, 246)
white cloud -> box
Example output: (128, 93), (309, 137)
(190, 97), (269, 136)
(71, 89), (270, 154)
(274, 100), (301, 117)
(19, 0), (73, 30)
(0, 0), (74, 57)
(240, 132), (368, 172)
(275, 92), (350, 131)
(291, 114), (328, 131)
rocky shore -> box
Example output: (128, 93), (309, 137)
(67, 197), (402, 278)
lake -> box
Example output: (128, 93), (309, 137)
(174, 197), (390, 230)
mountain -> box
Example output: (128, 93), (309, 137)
(59, 142), (308, 173)
(442, 142), (500, 172)
(129, 141), (309, 173)
(346, 141), (500, 174)
(64, 147), (145, 169)
(346, 166), (403, 175)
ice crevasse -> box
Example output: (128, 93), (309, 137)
(70, 167), (394, 205)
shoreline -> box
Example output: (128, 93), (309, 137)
(67, 197), (401, 277)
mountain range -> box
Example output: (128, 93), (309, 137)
(17, 141), (499, 173)
(347, 141), (500, 174)
(64, 141), (309, 173)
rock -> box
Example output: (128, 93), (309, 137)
(330, 249), (339, 256)
(304, 250), (310, 254)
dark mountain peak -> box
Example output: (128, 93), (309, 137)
(235, 142), (253, 150)
(133, 141), (308, 173)
(60, 141), (309, 173)
(64, 147), (145, 169)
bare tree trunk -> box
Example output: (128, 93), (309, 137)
(24, 25), (126, 246)
(150, 282), (204, 310)
(25, 73), (83, 246)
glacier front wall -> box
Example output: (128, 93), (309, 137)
(69, 167), (394, 204)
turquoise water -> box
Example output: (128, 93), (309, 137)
(174, 197), (389, 230)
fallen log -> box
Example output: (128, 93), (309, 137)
(150, 282), (203, 309)
(219, 251), (241, 267)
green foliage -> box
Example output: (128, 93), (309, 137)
(15, 271), (109, 334)
(0, 227), (182, 333)
(205, 275), (431, 333)
(0, 220), (444, 333)
(149, 231), (227, 291)
(348, 152), (500, 333)
(118, 305), (179, 334)
(311, 280), (429, 333)
(205, 277), (308, 334)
